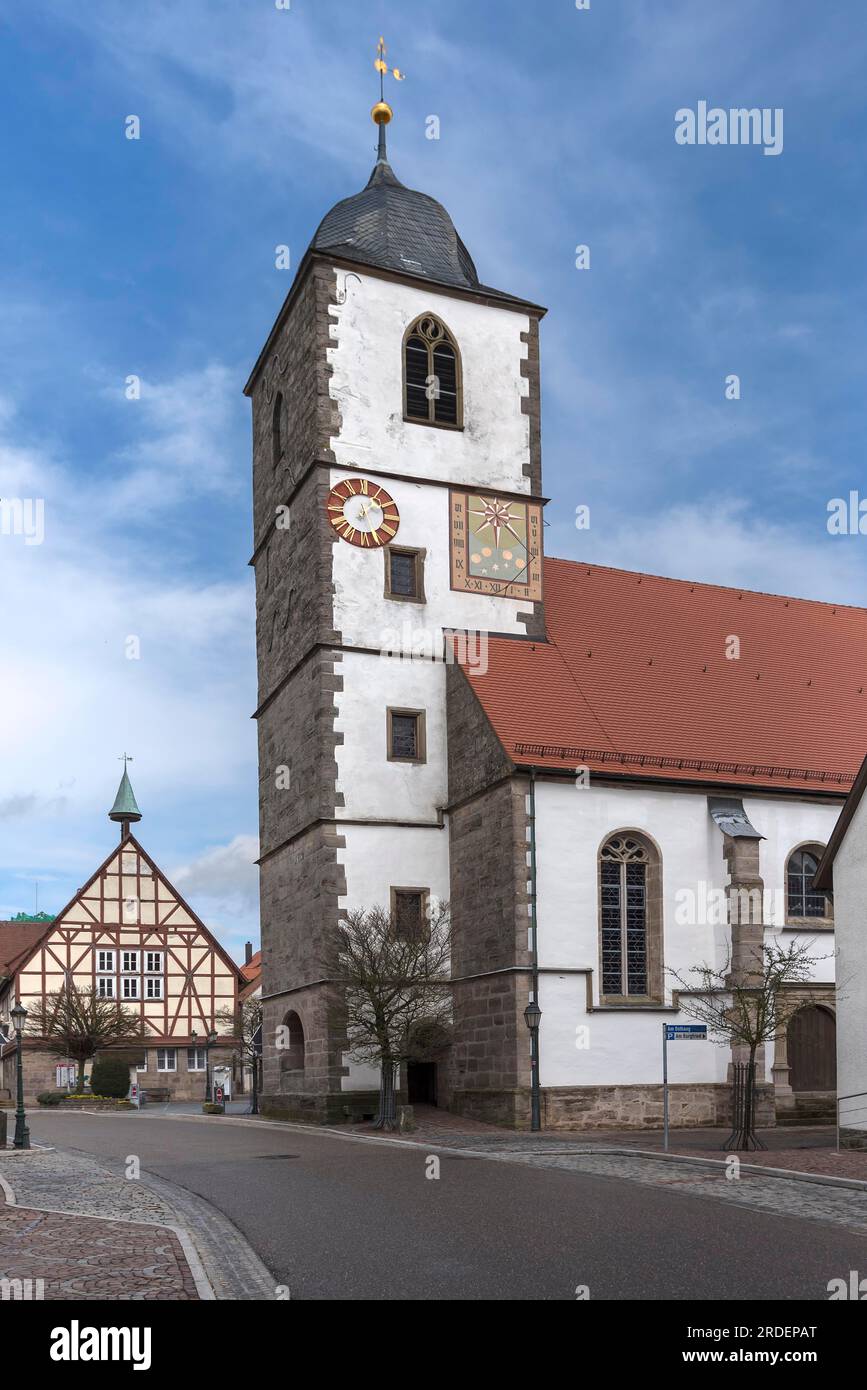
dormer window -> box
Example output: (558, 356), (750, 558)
(404, 315), (462, 428)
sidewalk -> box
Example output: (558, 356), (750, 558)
(0, 1146), (275, 1301)
(347, 1107), (867, 1183)
(0, 1178), (201, 1300)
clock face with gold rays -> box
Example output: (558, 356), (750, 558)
(326, 478), (400, 548)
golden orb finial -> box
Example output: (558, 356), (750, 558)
(371, 100), (393, 126)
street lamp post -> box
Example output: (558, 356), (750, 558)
(204, 1029), (218, 1104)
(524, 1000), (542, 1133)
(11, 1001), (30, 1151)
(250, 1023), (261, 1116)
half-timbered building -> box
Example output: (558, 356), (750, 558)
(0, 768), (241, 1101)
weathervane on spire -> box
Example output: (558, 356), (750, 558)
(371, 36), (405, 134)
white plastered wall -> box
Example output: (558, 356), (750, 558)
(828, 789), (867, 1133)
(534, 780), (841, 1089)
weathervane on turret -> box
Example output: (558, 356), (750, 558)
(371, 36), (405, 160)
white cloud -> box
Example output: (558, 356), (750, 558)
(170, 833), (259, 912)
(102, 363), (244, 516)
(170, 834), (260, 961)
(0, 378), (256, 885)
(553, 498), (867, 606)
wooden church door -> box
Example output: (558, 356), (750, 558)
(787, 1006), (836, 1091)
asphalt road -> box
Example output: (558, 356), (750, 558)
(24, 1111), (867, 1301)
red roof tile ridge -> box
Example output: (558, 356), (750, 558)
(546, 555), (867, 614)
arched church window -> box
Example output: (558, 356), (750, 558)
(403, 315), (462, 427)
(598, 833), (663, 1001)
(786, 846), (832, 922)
(272, 391), (285, 468)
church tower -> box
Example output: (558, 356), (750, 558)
(246, 89), (546, 1121)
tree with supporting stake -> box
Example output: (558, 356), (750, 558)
(667, 939), (830, 1151)
(217, 997), (263, 1114)
(330, 900), (451, 1131)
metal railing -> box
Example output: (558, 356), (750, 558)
(836, 1090), (867, 1152)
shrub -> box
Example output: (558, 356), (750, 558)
(89, 1057), (132, 1099)
(202, 1102), (224, 1115)
(36, 1091), (65, 1106)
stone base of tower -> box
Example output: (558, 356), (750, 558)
(449, 1087), (533, 1129)
(261, 1089), (381, 1125)
(446, 1082), (776, 1132)
(539, 1083), (739, 1131)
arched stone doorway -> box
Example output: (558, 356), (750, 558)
(278, 1010), (305, 1088)
(787, 1005), (836, 1093)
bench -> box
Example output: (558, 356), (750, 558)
(142, 1088), (171, 1104)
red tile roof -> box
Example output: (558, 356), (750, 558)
(240, 950), (261, 982)
(460, 559), (867, 793)
(239, 950), (261, 1003)
(0, 922), (47, 980)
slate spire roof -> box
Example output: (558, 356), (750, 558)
(109, 762), (142, 827)
(310, 119), (481, 291)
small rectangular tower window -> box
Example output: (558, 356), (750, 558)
(385, 546), (425, 603)
(391, 888), (429, 940)
(387, 709), (426, 763)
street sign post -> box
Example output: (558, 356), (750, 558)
(662, 1024), (708, 1150)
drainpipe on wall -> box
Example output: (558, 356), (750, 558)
(527, 766), (542, 1132)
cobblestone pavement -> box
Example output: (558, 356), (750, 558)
(0, 1164), (198, 1301)
(669, 1145), (867, 1182)
(485, 1151), (867, 1237)
(0, 1146), (276, 1301)
(374, 1112), (867, 1180)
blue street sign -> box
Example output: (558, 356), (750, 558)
(666, 1025), (707, 1040)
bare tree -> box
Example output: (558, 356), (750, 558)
(667, 939), (831, 1149)
(217, 997), (263, 1113)
(331, 901), (451, 1130)
(24, 987), (143, 1077)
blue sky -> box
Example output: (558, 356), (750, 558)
(1, 0), (866, 956)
